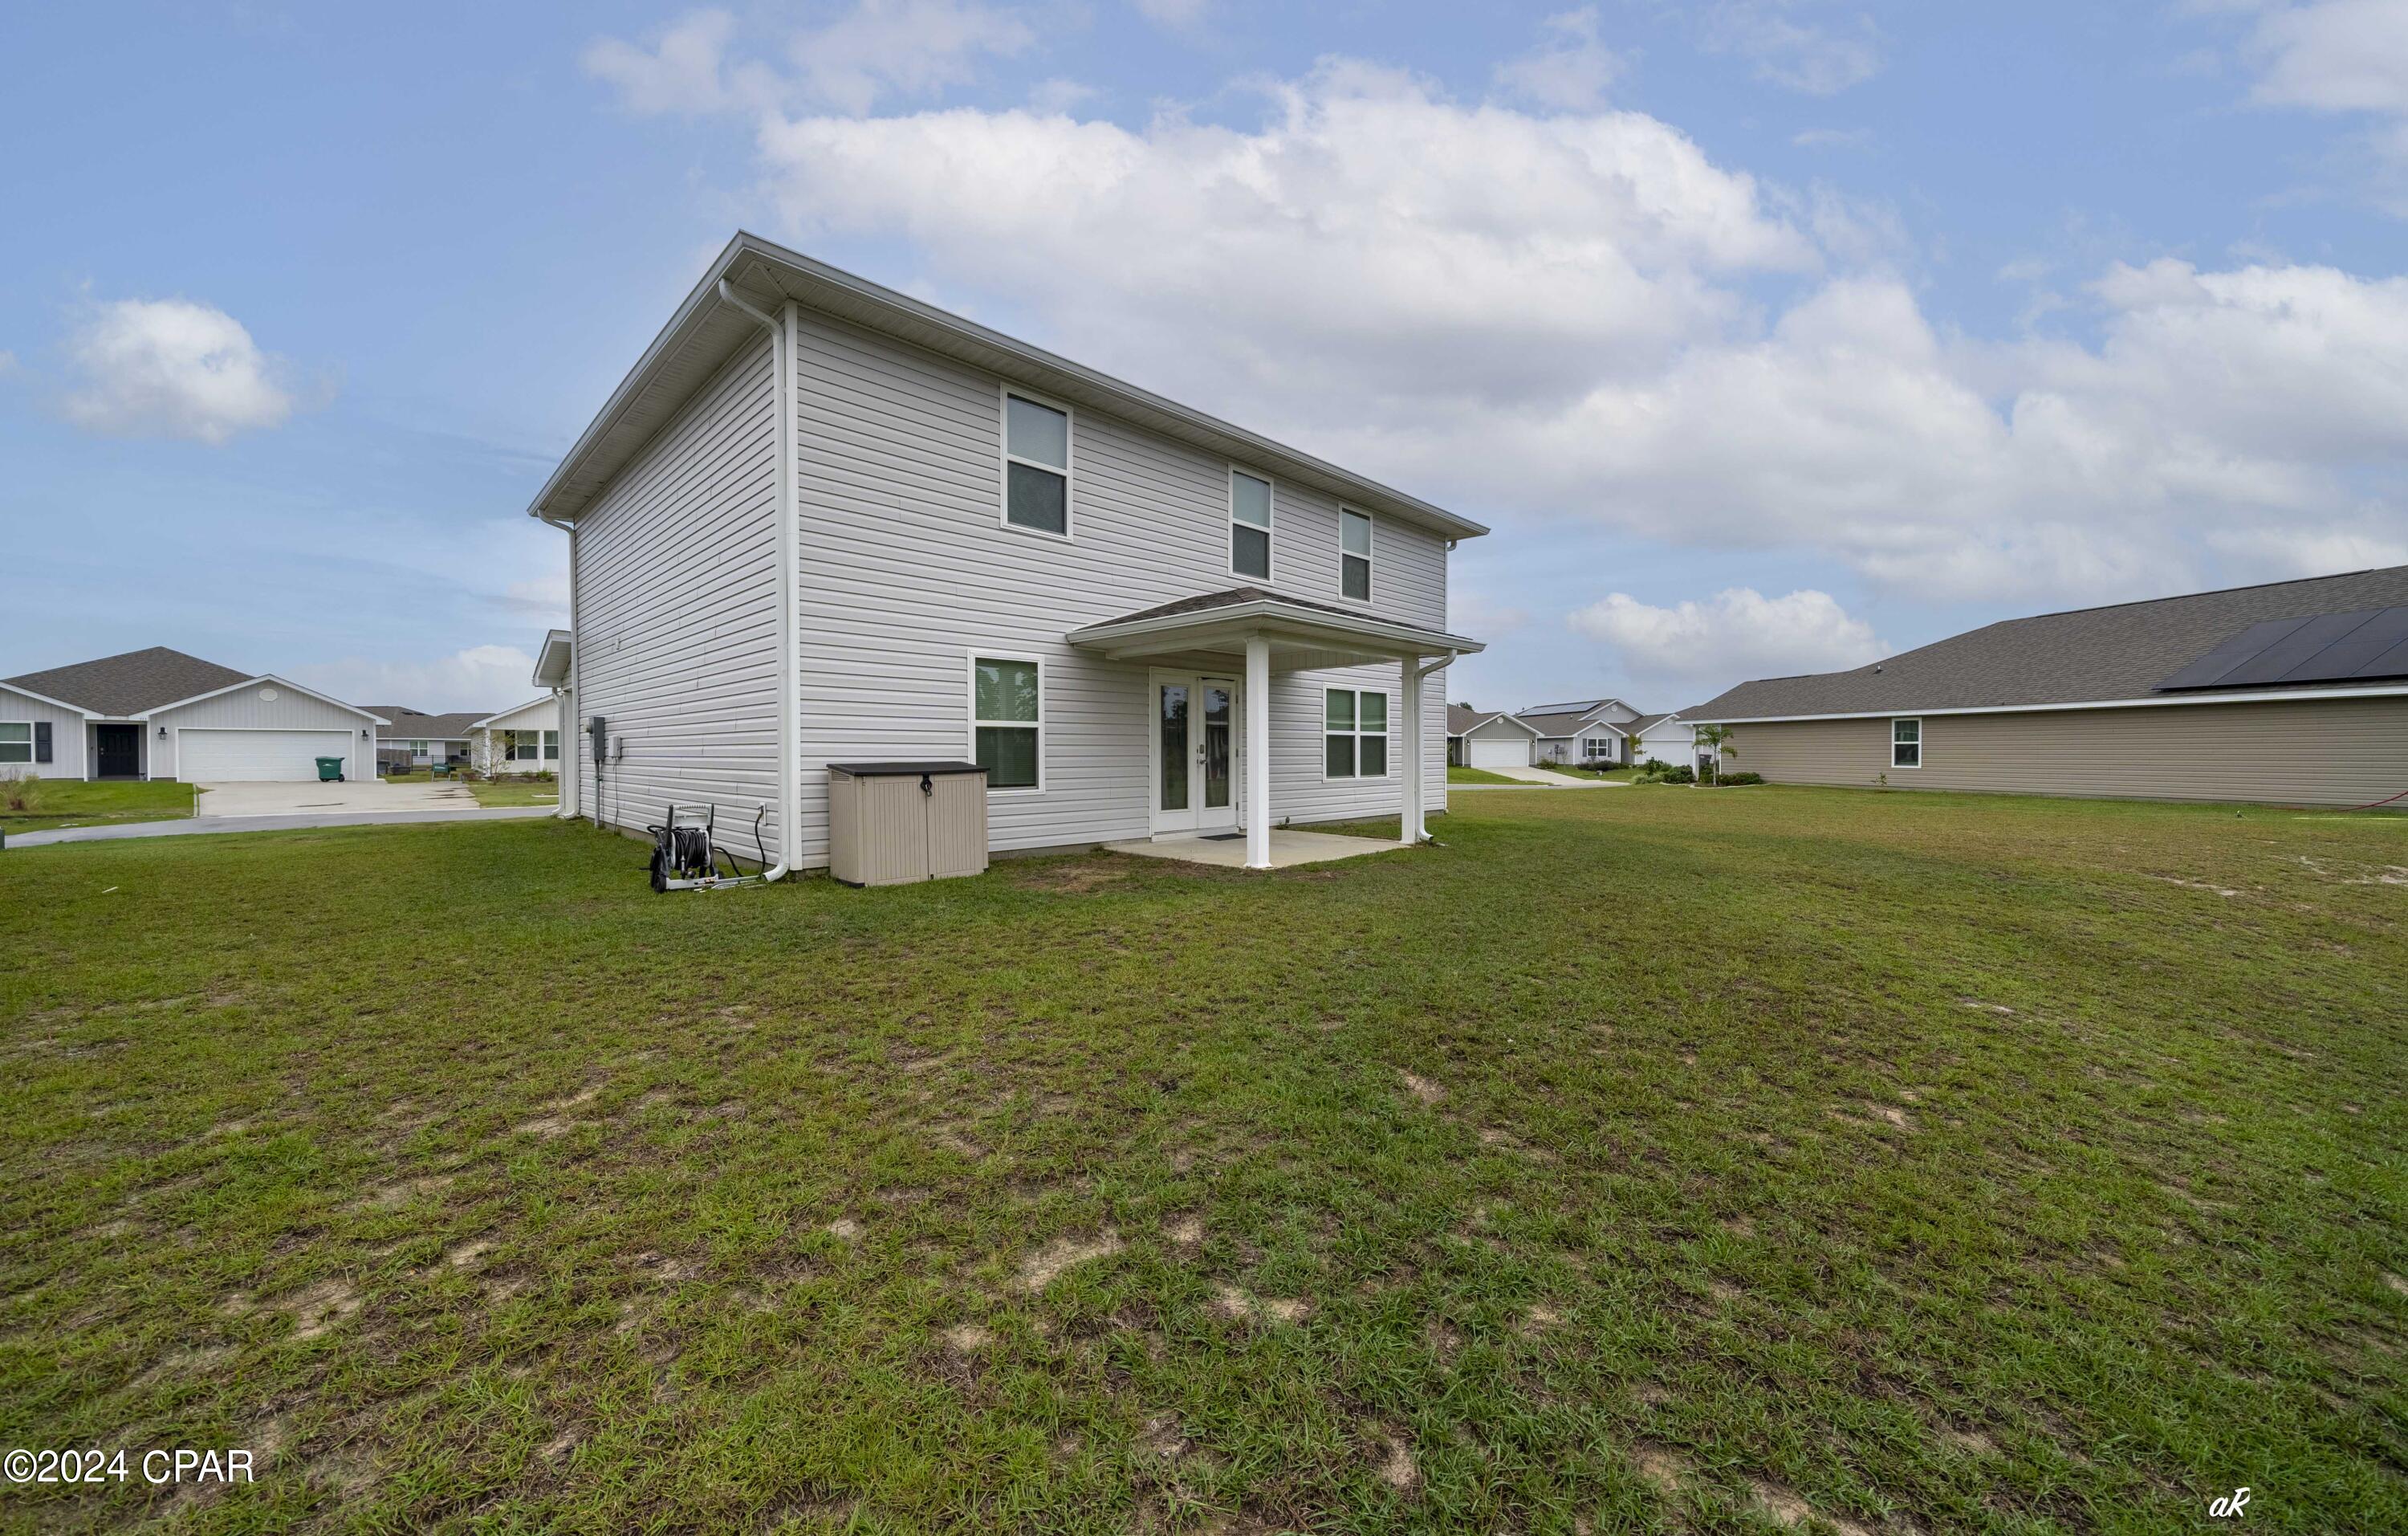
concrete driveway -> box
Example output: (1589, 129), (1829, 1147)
(197, 779), (478, 816)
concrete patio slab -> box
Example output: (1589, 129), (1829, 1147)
(1104, 829), (1399, 869)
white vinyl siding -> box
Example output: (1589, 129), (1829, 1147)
(787, 307), (1450, 862)
(571, 332), (783, 841)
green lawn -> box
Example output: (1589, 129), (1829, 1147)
(1445, 764), (1527, 785)
(1543, 763), (1631, 781)
(0, 777), (193, 835)
(4, 788), (2403, 1533)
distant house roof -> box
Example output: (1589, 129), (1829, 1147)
(1693, 565), (2408, 722)
(376, 709), (491, 739)
(1516, 709), (1625, 739)
(1626, 711), (1679, 734)
(5, 646), (252, 717)
(1447, 704), (1535, 737)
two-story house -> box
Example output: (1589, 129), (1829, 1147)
(526, 234), (1487, 873)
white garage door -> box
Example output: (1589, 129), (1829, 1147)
(179, 729), (354, 782)
(1468, 737), (1529, 770)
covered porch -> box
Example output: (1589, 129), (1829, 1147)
(1066, 587), (1483, 871)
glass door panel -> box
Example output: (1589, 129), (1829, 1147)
(1202, 683), (1232, 810)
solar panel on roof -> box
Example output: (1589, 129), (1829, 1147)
(2157, 605), (2408, 691)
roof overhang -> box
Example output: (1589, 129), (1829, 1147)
(1067, 597), (1482, 671)
(469, 697), (559, 731)
(135, 674), (387, 726)
(532, 629), (573, 688)
(0, 679), (101, 719)
(527, 232), (1490, 545)
(1694, 682), (2408, 725)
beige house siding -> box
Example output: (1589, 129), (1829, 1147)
(1727, 695), (2408, 808)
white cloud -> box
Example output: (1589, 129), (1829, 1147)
(585, 2), (1031, 118)
(1494, 6), (1625, 112)
(1027, 77), (1099, 115)
(2221, 0), (2408, 209)
(1702, 2), (1885, 96)
(1569, 588), (1891, 687)
(583, 9), (778, 116)
(1133, 0), (1211, 30)
(62, 296), (298, 444)
(616, 38), (2408, 609)
(294, 645), (543, 716)
(2246, 0), (2408, 114)
(759, 59), (1812, 417)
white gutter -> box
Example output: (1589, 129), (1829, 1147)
(1695, 681), (2408, 726)
(716, 279), (802, 883)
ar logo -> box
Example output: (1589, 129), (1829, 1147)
(2210, 1486), (2252, 1518)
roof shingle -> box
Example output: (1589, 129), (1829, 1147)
(4, 646), (253, 717)
(1694, 565), (2408, 721)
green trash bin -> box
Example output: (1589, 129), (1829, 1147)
(315, 756), (345, 782)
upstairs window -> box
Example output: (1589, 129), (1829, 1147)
(1891, 717), (1921, 768)
(1230, 470), (1272, 581)
(1324, 688), (1389, 779)
(1003, 393), (1071, 536)
(973, 655), (1043, 790)
(1340, 509), (1373, 601)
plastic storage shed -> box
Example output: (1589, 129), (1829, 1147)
(827, 761), (990, 886)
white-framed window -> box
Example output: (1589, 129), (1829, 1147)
(1324, 687), (1389, 780)
(1001, 389), (1072, 537)
(1340, 508), (1373, 602)
(0, 723), (29, 765)
(543, 730), (559, 761)
(970, 653), (1043, 792)
(1582, 735), (1614, 760)
(1230, 468), (1272, 581)
(1891, 717), (1921, 768)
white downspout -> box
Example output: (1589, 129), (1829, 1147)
(718, 279), (801, 882)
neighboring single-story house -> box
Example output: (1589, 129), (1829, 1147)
(1, 647), (384, 782)
(1691, 566), (2408, 807)
(525, 232), (1488, 872)
(467, 697), (563, 775)
(1628, 710), (1716, 772)
(369, 708), (489, 772)
(1514, 698), (1640, 764)
(1448, 704), (1540, 769)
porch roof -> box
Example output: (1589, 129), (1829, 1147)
(1065, 588), (1483, 670)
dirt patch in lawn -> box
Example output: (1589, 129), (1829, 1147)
(1016, 1231), (1123, 1292)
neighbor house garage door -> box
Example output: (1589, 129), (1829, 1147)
(177, 729), (353, 782)
(1467, 737), (1529, 770)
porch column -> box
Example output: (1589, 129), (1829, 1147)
(1245, 633), (1271, 870)
(1399, 655), (1422, 845)
(555, 687), (578, 819)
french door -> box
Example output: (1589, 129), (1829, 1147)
(1149, 672), (1240, 835)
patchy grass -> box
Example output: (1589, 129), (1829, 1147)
(0, 777), (193, 834)
(1446, 764), (1527, 785)
(2, 788), (2404, 1532)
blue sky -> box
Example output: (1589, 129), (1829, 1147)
(5, 2), (2404, 711)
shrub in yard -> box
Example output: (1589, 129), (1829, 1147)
(1716, 771), (1765, 785)
(1651, 764), (1697, 784)
(0, 772), (42, 814)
